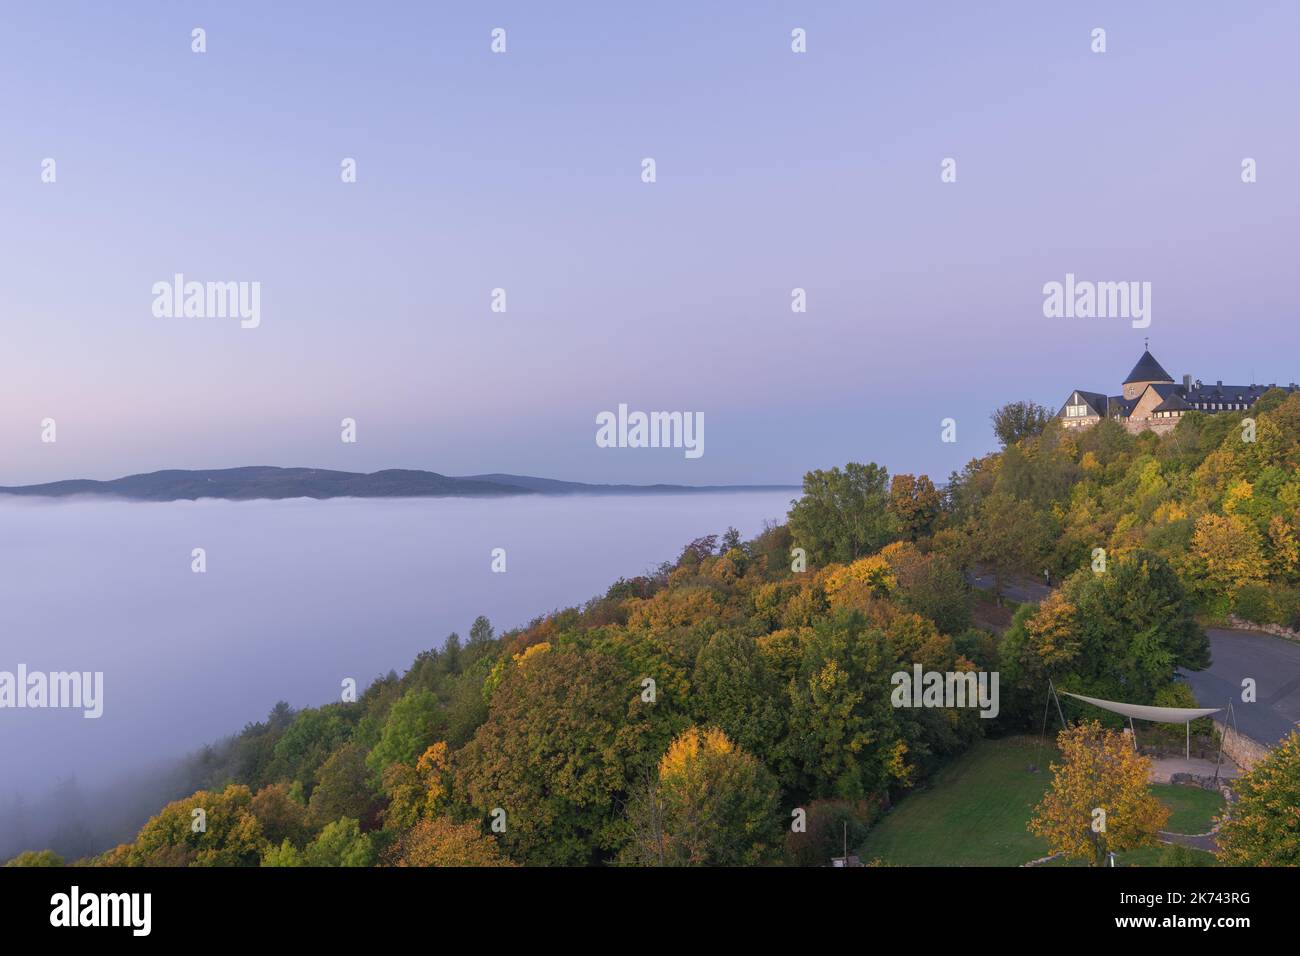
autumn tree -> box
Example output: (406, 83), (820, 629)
(386, 817), (515, 867)
(249, 782), (312, 848)
(888, 474), (941, 541)
(454, 646), (656, 865)
(127, 784), (266, 867)
(1217, 730), (1300, 866)
(1191, 513), (1267, 601)
(3, 850), (63, 867)
(620, 727), (781, 866)
(1028, 721), (1169, 866)
(381, 741), (452, 830)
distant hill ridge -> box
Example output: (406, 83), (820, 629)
(0, 466), (797, 502)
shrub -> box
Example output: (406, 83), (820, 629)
(1232, 585), (1278, 626)
(785, 798), (878, 867)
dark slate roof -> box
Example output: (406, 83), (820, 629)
(1108, 395), (1138, 418)
(1123, 350), (1174, 385)
(1059, 389), (1108, 417)
(1183, 382), (1296, 407)
(1152, 390), (1191, 413)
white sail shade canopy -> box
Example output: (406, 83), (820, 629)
(1061, 691), (1220, 724)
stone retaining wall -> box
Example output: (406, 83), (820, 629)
(1216, 720), (1271, 772)
(1225, 614), (1300, 643)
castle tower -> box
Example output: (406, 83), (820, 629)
(1122, 347), (1174, 400)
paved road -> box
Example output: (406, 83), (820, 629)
(1181, 629), (1300, 746)
(966, 569), (1053, 604)
(966, 570), (1300, 746)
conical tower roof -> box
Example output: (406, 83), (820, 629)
(1123, 349), (1173, 385)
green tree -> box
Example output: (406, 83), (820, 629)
(967, 492), (1052, 596)
(783, 615), (909, 798)
(1051, 550), (1210, 703)
(692, 631), (784, 760)
(468, 615), (494, 647)
(1218, 730), (1300, 865)
(991, 401), (1053, 448)
(366, 688), (446, 774)
(261, 840), (304, 867)
(308, 743), (380, 829)
(302, 818), (376, 867)
(788, 462), (896, 565)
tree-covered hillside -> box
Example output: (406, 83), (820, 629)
(9, 392), (1300, 868)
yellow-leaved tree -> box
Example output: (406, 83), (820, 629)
(1028, 720), (1169, 866)
(1191, 513), (1266, 600)
(620, 726), (781, 866)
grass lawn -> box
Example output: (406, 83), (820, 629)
(857, 737), (1226, 867)
(1043, 845), (1217, 867)
(1151, 784), (1224, 834)
(857, 736), (1055, 866)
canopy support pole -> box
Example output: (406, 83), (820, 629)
(1035, 678), (1068, 772)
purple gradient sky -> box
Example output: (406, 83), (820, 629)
(3, 1), (1298, 486)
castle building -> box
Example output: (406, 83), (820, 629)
(1058, 348), (1298, 435)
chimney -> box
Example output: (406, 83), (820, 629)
(1182, 374), (1191, 391)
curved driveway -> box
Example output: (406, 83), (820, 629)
(1181, 629), (1300, 746)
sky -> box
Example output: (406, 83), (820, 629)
(2, 1), (1298, 487)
